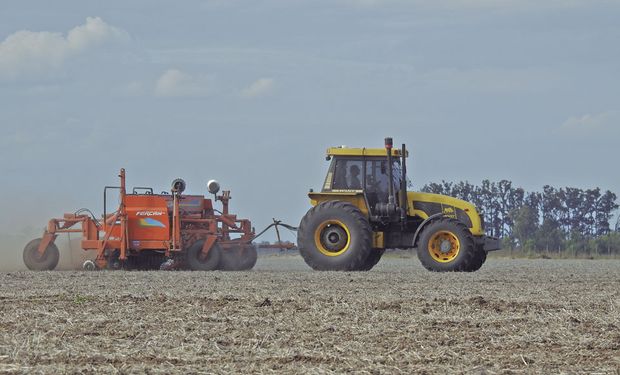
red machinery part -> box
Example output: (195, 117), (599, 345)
(23, 168), (257, 271)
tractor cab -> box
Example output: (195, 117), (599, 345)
(320, 146), (407, 220)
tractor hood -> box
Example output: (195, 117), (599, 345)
(407, 192), (485, 236)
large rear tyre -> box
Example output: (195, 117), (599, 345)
(23, 238), (60, 271)
(298, 201), (372, 271)
(417, 218), (476, 272)
(186, 241), (221, 271)
(358, 249), (385, 271)
(219, 245), (257, 271)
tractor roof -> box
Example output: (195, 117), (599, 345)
(326, 147), (408, 157)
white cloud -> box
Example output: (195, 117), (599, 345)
(241, 78), (275, 98)
(0, 17), (128, 80)
(561, 110), (619, 135)
(66, 17), (128, 50)
(154, 69), (211, 97)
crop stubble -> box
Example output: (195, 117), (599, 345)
(0, 257), (618, 374)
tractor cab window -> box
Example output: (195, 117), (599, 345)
(332, 159), (363, 190)
(365, 160), (389, 203)
(365, 159), (401, 208)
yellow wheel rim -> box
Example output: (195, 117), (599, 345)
(428, 231), (460, 263)
(314, 220), (351, 257)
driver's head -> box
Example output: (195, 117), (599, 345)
(350, 165), (360, 176)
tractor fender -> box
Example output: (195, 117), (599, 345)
(412, 213), (445, 248)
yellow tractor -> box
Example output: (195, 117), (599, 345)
(298, 138), (500, 272)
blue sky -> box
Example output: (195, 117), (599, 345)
(1, 0), (619, 240)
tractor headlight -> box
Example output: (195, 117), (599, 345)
(207, 180), (220, 195)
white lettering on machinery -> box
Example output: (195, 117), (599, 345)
(136, 211), (165, 216)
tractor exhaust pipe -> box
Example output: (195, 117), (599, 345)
(385, 137), (395, 207)
(400, 143), (408, 223)
(374, 137), (399, 219)
(377, 138), (408, 222)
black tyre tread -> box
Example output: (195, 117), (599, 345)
(237, 246), (257, 270)
(23, 238), (60, 271)
(357, 249), (385, 271)
(219, 249), (239, 271)
(417, 218), (476, 272)
(464, 249), (487, 272)
(220, 246), (258, 271)
(298, 201), (372, 271)
(186, 241), (221, 271)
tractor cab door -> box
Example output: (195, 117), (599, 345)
(364, 159), (389, 213)
(364, 158), (401, 215)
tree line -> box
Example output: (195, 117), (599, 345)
(421, 180), (620, 255)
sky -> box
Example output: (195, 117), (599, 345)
(1, 0), (619, 244)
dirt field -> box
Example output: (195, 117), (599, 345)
(0, 256), (618, 374)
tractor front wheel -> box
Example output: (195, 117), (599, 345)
(23, 238), (60, 271)
(465, 248), (487, 272)
(298, 201), (372, 271)
(186, 241), (221, 271)
(417, 218), (476, 272)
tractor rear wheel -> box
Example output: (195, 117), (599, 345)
(417, 218), (476, 272)
(186, 241), (221, 271)
(358, 249), (385, 271)
(298, 201), (372, 271)
(23, 238), (60, 271)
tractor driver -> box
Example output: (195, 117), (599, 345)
(349, 165), (362, 190)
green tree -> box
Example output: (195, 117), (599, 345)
(566, 229), (589, 255)
(534, 219), (564, 253)
(595, 191), (619, 235)
(594, 232), (620, 255)
(510, 206), (539, 249)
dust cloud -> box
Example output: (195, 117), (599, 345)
(0, 233), (96, 272)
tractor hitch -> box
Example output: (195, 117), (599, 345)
(478, 236), (501, 252)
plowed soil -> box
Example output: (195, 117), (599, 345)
(1, 256), (619, 374)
